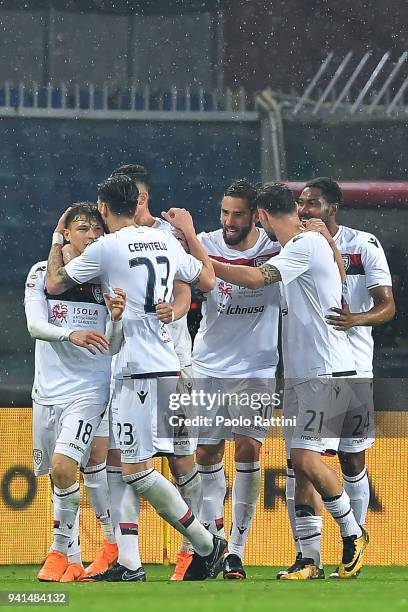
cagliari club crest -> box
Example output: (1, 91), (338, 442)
(33, 449), (42, 465)
(92, 285), (104, 303)
(254, 255), (270, 268)
(342, 254), (351, 271)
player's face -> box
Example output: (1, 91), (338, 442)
(297, 187), (331, 225)
(220, 196), (256, 245)
(64, 215), (104, 256)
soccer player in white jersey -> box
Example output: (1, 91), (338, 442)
(46, 174), (227, 581)
(88, 163), (200, 582)
(189, 179), (280, 580)
(211, 182), (369, 579)
(276, 177), (395, 580)
(25, 203), (125, 582)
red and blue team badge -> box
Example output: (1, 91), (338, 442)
(50, 303), (68, 323)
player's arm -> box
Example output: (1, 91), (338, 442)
(25, 265), (109, 354)
(104, 287), (126, 354)
(211, 259), (281, 289)
(46, 208), (77, 294)
(303, 218), (346, 283)
(161, 208), (215, 291)
(326, 286), (395, 331)
(156, 280), (191, 324)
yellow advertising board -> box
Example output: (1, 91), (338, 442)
(1, 408), (407, 566)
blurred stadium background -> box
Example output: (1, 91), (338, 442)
(0, 0), (408, 567)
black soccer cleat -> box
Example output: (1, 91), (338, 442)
(223, 554), (246, 580)
(207, 557), (223, 579)
(91, 563), (146, 582)
(183, 535), (228, 581)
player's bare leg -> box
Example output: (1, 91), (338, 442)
(168, 454), (202, 580)
(291, 448), (368, 579)
(38, 453), (79, 582)
(222, 435), (261, 580)
(80, 438), (118, 580)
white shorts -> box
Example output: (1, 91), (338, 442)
(284, 378), (374, 455)
(116, 376), (177, 464)
(195, 368), (277, 445)
(32, 398), (106, 476)
(94, 406), (109, 438)
(337, 378), (374, 453)
(172, 366), (198, 456)
(108, 380), (120, 451)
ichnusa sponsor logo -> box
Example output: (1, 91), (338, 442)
(225, 304), (265, 315)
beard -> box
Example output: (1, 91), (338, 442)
(222, 222), (253, 246)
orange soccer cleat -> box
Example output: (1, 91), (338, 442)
(170, 551), (193, 581)
(37, 551), (68, 582)
(80, 541), (118, 580)
(60, 563), (84, 582)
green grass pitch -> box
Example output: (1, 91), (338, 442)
(1, 565), (407, 612)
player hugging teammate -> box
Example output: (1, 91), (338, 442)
(26, 172), (394, 582)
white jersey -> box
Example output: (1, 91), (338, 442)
(24, 261), (110, 405)
(334, 225), (392, 377)
(271, 232), (356, 381)
(192, 228), (281, 377)
(65, 225), (202, 377)
(152, 217), (192, 367)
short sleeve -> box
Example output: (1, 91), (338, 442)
(170, 235), (203, 283)
(268, 233), (313, 285)
(65, 239), (103, 285)
(361, 234), (392, 289)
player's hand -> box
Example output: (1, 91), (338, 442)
(326, 298), (361, 331)
(68, 330), (109, 354)
(156, 301), (175, 324)
(301, 218), (332, 242)
(62, 243), (76, 264)
(173, 228), (190, 252)
(54, 207), (72, 234)
(104, 288), (126, 322)
(161, 208), (195, 235)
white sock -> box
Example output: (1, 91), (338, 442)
(286, 460), (302, 556)
(295, 514), (322, 567)
(174, 467), (202, 554)
(67, 508), (81, 565)
(106, 466), (124, 531)
(123, 469), (213, 557)
(198, 462), (226, 537)
(52, 482), (80, 555)
(116, 485), (141, 570)
(343, 468), (370, 526)
(107, 465), (141, 569)
(228, 461), (260, 559)
(82, 462), (115, 544)
(323, 490), (362, 538)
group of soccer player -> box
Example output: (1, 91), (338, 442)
(25, 164), (395, 583)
